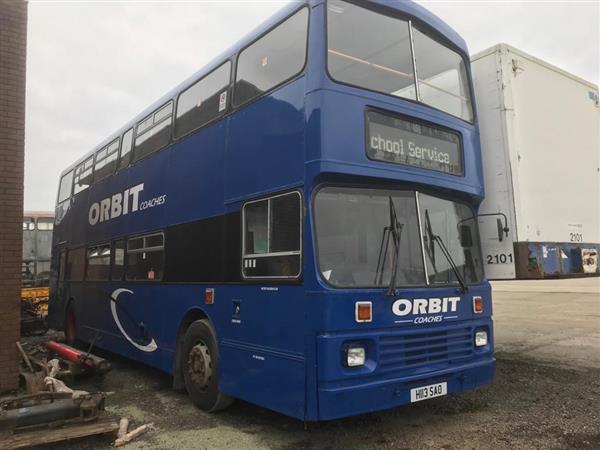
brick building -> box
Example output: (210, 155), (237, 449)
(0, 0), (27, 392)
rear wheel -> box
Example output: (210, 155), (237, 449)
(182, 319), (233, 412)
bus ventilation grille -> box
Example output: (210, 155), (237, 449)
(378, 326), (473, 372)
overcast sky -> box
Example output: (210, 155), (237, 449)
(24, 0), (599, 211)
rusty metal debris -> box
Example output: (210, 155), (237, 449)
(46, 340), (112, 374)
(5, 339), (152, 448)
(0, 391), (106, 432)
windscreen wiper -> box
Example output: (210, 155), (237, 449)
(375, 197), (403, 296)
(424, 209), (469, 293)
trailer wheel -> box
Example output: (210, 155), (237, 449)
(182, 319), (233, 412)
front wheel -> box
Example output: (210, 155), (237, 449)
(182, 319), (233, 412)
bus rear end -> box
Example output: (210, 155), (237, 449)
(306, 0), (494, 420)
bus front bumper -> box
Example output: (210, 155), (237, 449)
(317, 357), (495, 420)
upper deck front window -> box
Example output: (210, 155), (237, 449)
(327, 0), (473, 122)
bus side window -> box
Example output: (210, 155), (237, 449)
(111, 239), (125, 281)
(132, 102), (173, 163)
(118, 128), (134, 170)
(242, 191), (302, 279)
(126, 233), (165, 281)
(66, 247), (86, 282)
(175, 61), (231, 139)
(56, 170), (73, 223)
(86, 244), (111, 281)
(233, 7), (309, 107)
(94, 138), (120, 183)
(73, 156), (94, 195)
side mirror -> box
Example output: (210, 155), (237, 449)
(460, 225), (473, 247)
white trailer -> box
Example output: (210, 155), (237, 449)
(471, 44), (599, 279)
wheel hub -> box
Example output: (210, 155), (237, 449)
(188, 342), (212, 388)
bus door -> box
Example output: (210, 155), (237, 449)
(221, 191), (306, 417)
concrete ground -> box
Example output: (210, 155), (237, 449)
(48, 278), (599, 449)
(491, 278), (600, 370)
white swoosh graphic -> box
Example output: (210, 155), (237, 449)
(110, 288), (158, 352)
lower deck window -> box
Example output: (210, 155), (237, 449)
(86, 245), (111, 281)
(126, 233), (165, 281)
(242, 191), (301, 278)
(66, 247), (86, 281)
(111, 239), (125, 280)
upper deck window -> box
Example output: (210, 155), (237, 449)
(234, 7), (309, 107)
(175, 61), (231, 139)
(119, 128), (134, 170)
(411, 28), (472, 122)
(57, 170), (73, 203)
(73, 156), (94, 194)
(327, 0), (473, 122)
(327, 1), (415, 101)
(133, 102), (173, 163)
(93, 138), (120, 183)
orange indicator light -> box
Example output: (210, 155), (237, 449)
(205, 288), (215, 305)
(355, 302), (372, 322)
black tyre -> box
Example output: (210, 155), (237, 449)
(182, 319), (233, 412)
(64, 302), (79, 347)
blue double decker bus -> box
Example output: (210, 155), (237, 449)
(49, 0), (495, 420)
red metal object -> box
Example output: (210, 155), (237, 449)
(45, 340), (111, 373)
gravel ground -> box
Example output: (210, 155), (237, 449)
(14, 278), (600, 449)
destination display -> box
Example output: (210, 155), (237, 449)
(366, 110), (463, 176)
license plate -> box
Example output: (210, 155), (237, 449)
(410, 382), (447, 403)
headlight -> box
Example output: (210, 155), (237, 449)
(475, 330), (488, 347)
(346, 346), (366, 367)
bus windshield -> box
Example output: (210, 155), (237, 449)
(327, 0), (473, 122)
(314, 187), (483, 288)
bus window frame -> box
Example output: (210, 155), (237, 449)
(232, 5), (310, 110)
(118, 128), (134, 171)
(241, 190), (303, 281)
(324, 0), (477, 125)
(131, 101), (174, 164)
(56, 169), (74, 204)
(173, 60), (233, 141)
(85, 242), (112, 282)
(124, 231), (165, 282)
(66, 246), (87, 282)
(93, 137), (120, 184)
(73, 156), (95, 196)
(311, 182), (484, 290)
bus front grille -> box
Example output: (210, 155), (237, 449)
(378, 326), (473, 373)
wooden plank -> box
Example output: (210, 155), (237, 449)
(0, 419), (119, 450)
